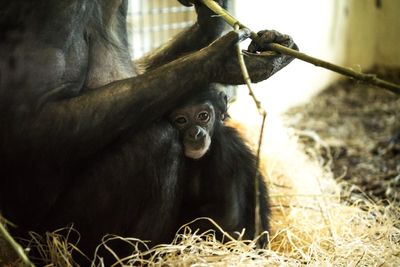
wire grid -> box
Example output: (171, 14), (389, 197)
(127, 0), (196, 59)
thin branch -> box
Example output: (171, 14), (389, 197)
(268, 43), (400, 95)
(200, 0), (400, 95)
(234, 24), (267, 240)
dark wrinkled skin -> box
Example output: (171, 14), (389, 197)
(170, 88), (270, 244)
(0, 0), (296, 263)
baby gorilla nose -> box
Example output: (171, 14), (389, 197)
(183, 126), (211, 159)
(187, 126), (205, 140)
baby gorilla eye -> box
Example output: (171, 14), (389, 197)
(197, 111), (210, 122)
(174, 116), (188, 126)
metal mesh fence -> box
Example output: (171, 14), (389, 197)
(127, 0), (196, 59)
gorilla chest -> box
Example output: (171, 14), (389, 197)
(185, 169), (217, 202)
(84, 40), (135, 89)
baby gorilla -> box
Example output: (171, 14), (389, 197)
(170, 95), (216, 159)
(169, 86), (270, 242)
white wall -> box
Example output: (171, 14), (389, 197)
(346, 0), (400, 68)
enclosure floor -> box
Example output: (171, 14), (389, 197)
(285, 67), (400, 206)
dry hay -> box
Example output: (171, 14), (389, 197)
(2, 115), (398, 267)
(245, 112), (399, 267)
(285, 68), (400, 204)
(2, 75), (400, 266)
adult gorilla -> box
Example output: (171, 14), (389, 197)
(0, 0), (297, 261)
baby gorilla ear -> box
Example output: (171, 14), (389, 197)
(219, 91), (228, 105)
(217, 91), (229, 121)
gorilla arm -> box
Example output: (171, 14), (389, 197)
(135, 0), (229, 72)
(2, 31), (247, 163)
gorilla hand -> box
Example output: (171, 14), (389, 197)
(213, 29), (299, 84)
(247, 30), (298, 55)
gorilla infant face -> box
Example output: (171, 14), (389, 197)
(170, 101), (216, 159)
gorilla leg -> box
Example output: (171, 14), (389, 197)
(44, 122), (183, 260)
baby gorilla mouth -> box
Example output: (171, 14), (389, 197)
(184, 136), (211, 159)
